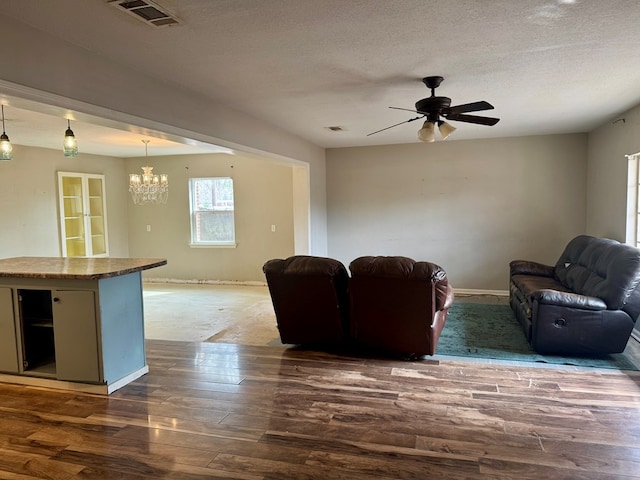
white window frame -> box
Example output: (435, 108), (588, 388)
(188, 177), (236, 248)
(626, 153), (640, 247)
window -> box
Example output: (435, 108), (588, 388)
(627, 154), (640, 247)
(189, 177), (235, 246)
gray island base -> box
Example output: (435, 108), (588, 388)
(0, 257), (167, 394)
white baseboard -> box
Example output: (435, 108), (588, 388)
(106, 366), (149, 394)
(144, 280), (508, 296)
(453, 288), (509, 297)
(0, 368), (148, 395)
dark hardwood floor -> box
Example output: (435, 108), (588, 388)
(1, 339), (640, 479)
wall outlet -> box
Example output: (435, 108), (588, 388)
(146, 225), (151, 232)
(271, 224), (276, 232)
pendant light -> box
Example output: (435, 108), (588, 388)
(63, 119), (78, 158)
(0, 105), (13, 161)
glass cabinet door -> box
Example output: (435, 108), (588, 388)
(87, 177), (107, 256)
(60, 176), (87, 256)
(58, 172), (109, 257)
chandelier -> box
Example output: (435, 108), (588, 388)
(129, 140), (169, 205)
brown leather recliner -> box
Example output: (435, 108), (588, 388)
(348, 256), (454, 357)
(263, 255), (350, 345)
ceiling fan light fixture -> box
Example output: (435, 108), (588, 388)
(438, 121), (456, 140)
(370, 75), (499, 139)
(418, 121), (436, 143)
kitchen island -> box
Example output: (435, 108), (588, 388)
(0, 256), (166, 394)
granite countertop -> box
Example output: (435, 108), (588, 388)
(0, 257), (167, 280)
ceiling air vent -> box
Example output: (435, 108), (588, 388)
(107, 0), (180, 27)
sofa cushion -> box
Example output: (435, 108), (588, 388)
(554, 235), (640, 309)
(511, 274), (570, 300)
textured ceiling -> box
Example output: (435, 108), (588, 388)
(1, 0), (640, 156)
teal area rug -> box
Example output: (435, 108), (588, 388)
(437, 303), (638, 371)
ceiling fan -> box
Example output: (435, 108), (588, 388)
(368, 76), (500, 142)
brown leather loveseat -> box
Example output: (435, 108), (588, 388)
(263, 255), (453, 358)
(348, 256), (454, 358)
(509, 235), (640, 354)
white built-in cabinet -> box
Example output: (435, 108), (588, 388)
(57, 172), (109, 257)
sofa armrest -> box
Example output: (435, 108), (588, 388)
(533, 289), (607, 311)
(437, 284), (455, 311)
(510, 260), (555, 278)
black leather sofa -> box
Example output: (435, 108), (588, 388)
(509, 235), (640, 354)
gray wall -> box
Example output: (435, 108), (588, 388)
(326, 134), (588, 291)
(126, 152), (295, 282)
(0, 145), (296, 283)
(587, 103), (640, 241)
(2, 12), (639, 291)
(0, 145), (129, 257)
(0, 14), (328, 257)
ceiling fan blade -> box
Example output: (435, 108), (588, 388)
(444, 113), (500, 126)
(367, 115), (424, 136)
(389, 106), (419, 114)
(446, 101), (494, 114)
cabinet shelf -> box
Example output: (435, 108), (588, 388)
(24, 359), (57, 376)
(24, 315), (53, 324)
(27, 321), (54, 328)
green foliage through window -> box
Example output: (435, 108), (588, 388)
(189, 177), (235, 244)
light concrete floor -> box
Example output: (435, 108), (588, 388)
(142, 282), (282, 346)
(142, 283), (640, 369)
(141, 284), (507, 345)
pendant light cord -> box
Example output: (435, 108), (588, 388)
(1, 105), (6, 134)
